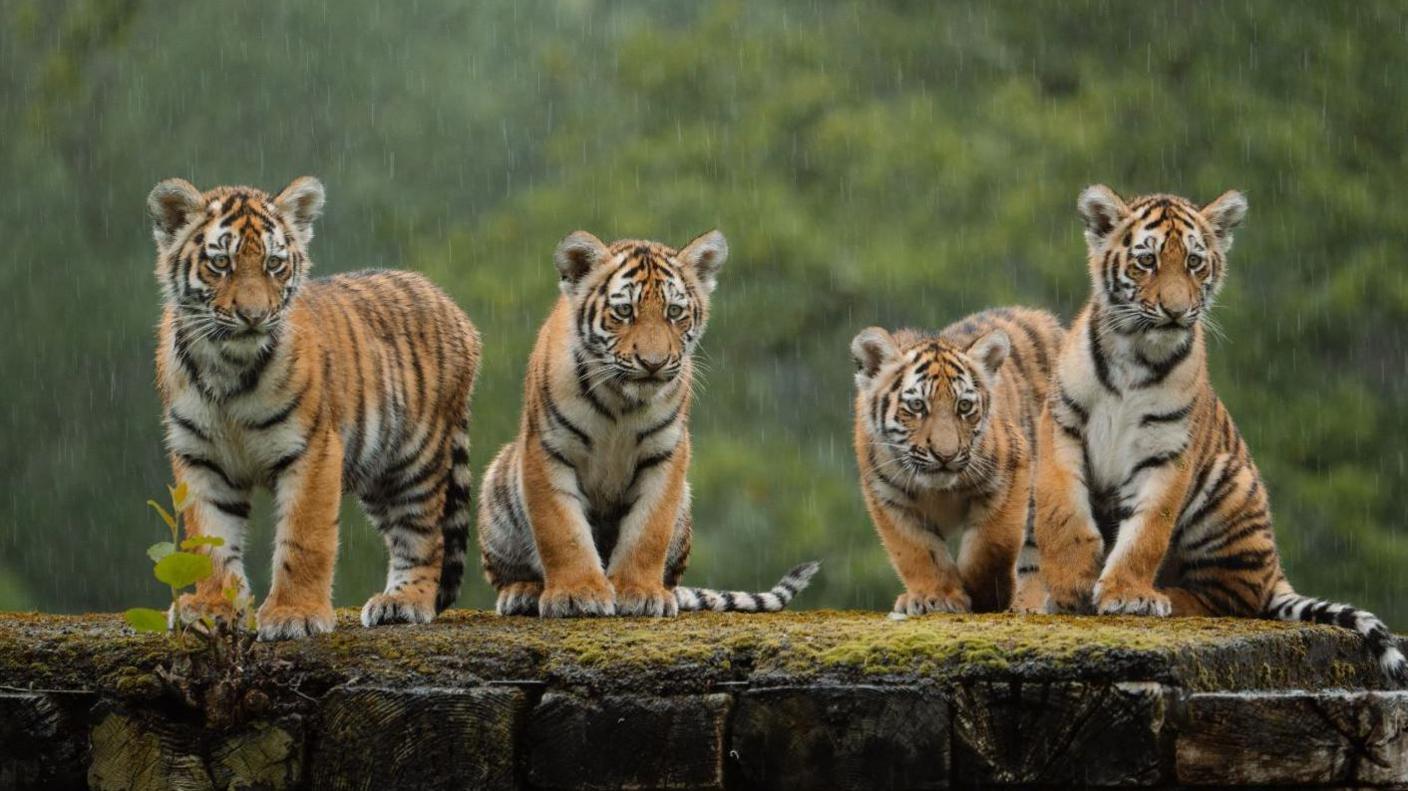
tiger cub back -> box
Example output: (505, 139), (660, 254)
(852, 307), (1062, 614)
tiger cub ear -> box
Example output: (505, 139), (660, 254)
(967, 329), (1011, 381)
(1200, 190), (1248, 252)
(274, 176), (326, 246)
(1077, 184), (1129, 252)
(678, 230), (728, 293)
(146, 178), (204, 249)
(554, 231), (611, 294)
(851, 327), (899, 383)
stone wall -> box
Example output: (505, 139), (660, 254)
(0, 611), (1402, 789)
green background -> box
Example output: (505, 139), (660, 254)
(3, 1), (1405, 625)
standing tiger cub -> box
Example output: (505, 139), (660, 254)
(1035, 185), (1404, 683)
(478, 230), (819, 617)
(852, 308), (1061, 614)
(148, 177), (480, 640)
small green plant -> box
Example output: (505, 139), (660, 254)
(125, 481), (255, 644)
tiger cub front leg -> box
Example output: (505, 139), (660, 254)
(522, 441), (615, 617)
(869, 498), (970, 615)
(1033, 405), (1104, 613)
(958, 461), (1028, 613)
(170, 461), (253, 626)
(1094, 462), (1192, 616)
(606, 447), (690, 617)
(257, 427), (342, 640)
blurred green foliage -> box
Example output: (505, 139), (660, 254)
(2, 1), (1405, 625)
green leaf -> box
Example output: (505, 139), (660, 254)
(153, 551), (213, 589)
(147, 500), (176, 531)
(180, 535), (225, 550)
(146, 542), (176, 563)
(169, 482), (189, 512)
(124, 607), (168, 633)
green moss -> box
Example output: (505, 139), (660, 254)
(0, 609), (1389, 696)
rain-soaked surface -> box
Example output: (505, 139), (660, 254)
(1, 2), (1403, 626)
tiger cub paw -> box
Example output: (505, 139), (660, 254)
(539, 576), (616, 618)
(894, 588), (971, 616)
(1045, 586), (1097, 615)
(361, 592), (436, 628)
(256, 602), (335, 641)
(171, 591), (238, 629)
(495, 582), (544, 616)
(1093, 580), (1171, 617)
(612, 580), (679, 618)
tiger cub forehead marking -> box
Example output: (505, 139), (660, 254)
(896, 343), (981, 401)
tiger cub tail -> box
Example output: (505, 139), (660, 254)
(675, 561), (821, 613)
(435, 404), (474, 613)
(1265, 581), (1405, 686)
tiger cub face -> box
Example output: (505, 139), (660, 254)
(147, 177), (325, 357)
(852, 328), (1010, 490)
(1077, 185), (1247, 335)
(554, 230), (728, 401)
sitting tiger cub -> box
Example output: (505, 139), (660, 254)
(148, 177), (480, 640)
(852, 308), (1062, 614)
(1035, 185), (1404, 683)
(478, 230), (819, 617)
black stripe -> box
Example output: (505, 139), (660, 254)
(226, 342), (277, 399)
(178, 453), (239, 490)
(211, 500), (251, 519)
(539, 438), (578, 471)
(168, 411), (210, 443)
(1086, 310), (1119, 396)
(1058, 388), (1089, 425)
(247, 385), (308, 431)
(573, 350), (615, 420)
(1135, 336), (1193, 388)
(1141, 401), (1194, 426)
(543, 384), (593, 448)
(1122, 449), (1183, 487)
(627, 449), (674, 491)
(636, 407), (681, 444)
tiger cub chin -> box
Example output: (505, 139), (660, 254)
(852, 308), (1062, 615)
(148, 177), (480, 640)
(1035, 184), (1404, 684)
(477, 230), (819, 618)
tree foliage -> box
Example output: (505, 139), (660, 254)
(2, 1), (1404, 625)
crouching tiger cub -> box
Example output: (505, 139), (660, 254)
(148, 177), (480, 640)
(478, 230), (819, 617)
(1036, 185), (1405, 682)
(852, 308), (1062, 614)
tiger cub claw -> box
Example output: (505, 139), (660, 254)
(1094, 582), (1171, 617)
(613, 581), (679, 618)
(495, 582), (545, 616)
(360, 592), (436, 627)
(256, 602), (335, 641)
(894, 589), (971, 616)
(539, 577), (616, 618)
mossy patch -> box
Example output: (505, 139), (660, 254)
(0, 609), (1388, 699)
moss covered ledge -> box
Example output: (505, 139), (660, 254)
(0, 609), (1392, 697)
(2, 611), (1404, 789)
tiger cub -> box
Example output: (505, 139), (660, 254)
(852, 308), (1062, 614)
(148, 177), (480, 640)
(1035, 185), (1404, 682)
(478, 230), (819, 617)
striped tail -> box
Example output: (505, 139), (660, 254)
(435, 412), (473, 613)
(675, 561), (820, 613)
(1265, 583), (1405, 685)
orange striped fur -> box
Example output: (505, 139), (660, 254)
(1036, 185), (1403, 683)
(148, 178), (480, 640)
(852, 308), (1062, 614)
(478, 231), (818, 617)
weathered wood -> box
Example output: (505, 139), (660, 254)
(526, 692), (732, 790)
(309, 686), (523, 791)
(0, 691), (92, 791)
(1174, 691), (1408, 786)
(730, 685), (949, 790)
(951, 681), (1168, 786)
